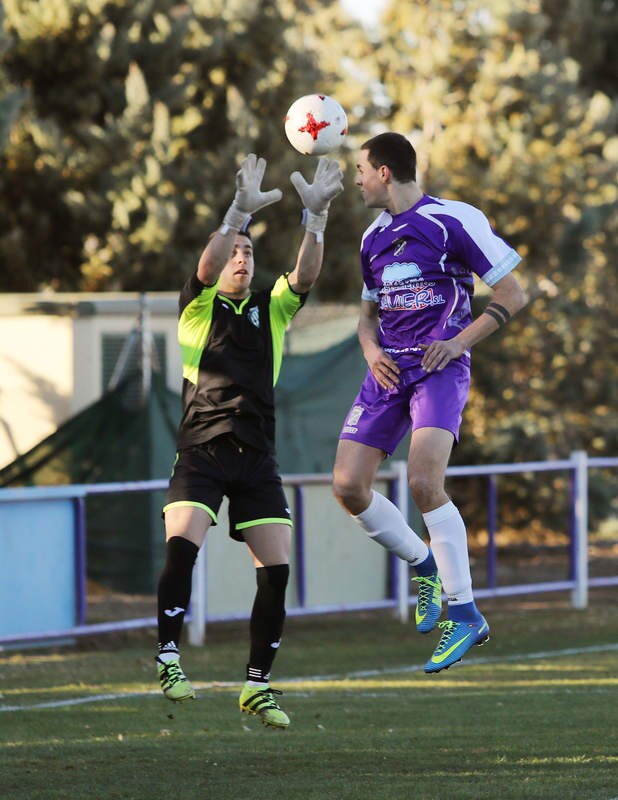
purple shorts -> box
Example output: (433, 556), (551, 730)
(339, 358), (470, 455)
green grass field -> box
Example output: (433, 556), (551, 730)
(1, 591), (617, 800)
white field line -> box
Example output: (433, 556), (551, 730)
(285, 641), (618, 683)
(1, 641), (617, 713)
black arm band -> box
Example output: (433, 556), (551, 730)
(483, 307), (506, 327)
(486, 302), (511, 322)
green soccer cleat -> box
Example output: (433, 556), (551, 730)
(412, 573), (443, 633)
(424, 616), (490, 674)
(239, 683), (290, 729)
(156, 656), (196, 702)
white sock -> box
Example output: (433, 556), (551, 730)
(423, 501), (474, 605)
(157, 651), (180, 663)
(354, 490), (429, 566)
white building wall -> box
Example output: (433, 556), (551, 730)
(0, 293), (180, 470)
(0, 314), (73, 469)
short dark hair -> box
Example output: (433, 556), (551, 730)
(208, 226), (253, 243)
(361, 132), (417, 182)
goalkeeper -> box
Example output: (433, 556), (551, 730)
(155, 154), (343, 728)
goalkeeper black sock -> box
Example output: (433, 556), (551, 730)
(157, 536), (198, 653)
(246, 564), (289, 683)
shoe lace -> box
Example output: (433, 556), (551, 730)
(160, 659), (185, 686)
(411, 576), (439, 604)
(434, 620), (458, 653)
(251, 687), (283, 710)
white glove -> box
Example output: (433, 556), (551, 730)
(290, 158), (344, 241)
(221, 154), (283, 233)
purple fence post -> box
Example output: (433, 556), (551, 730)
(487, 474), (498, 589)
(294, 484), (306, 608)
(73, 496), (87, 626)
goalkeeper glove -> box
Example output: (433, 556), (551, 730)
(221, 154), (283, 233)
(290, 158), (344, 241)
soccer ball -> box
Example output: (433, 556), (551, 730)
(284, 94), (348, 156)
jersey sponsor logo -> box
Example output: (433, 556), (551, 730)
(381, 283), (446, 312)
(381, 261), (422, 286)
(384, 345), (424, 355)
(248, 306), (260, 328)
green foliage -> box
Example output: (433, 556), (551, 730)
(0, 0), (373, 292)
(541, 0), (618, 96)
(0, 4), (24, 150)
(374, 0), (617, 524)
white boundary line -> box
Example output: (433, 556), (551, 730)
(288, 641), (618, 683)
(1, 641), (617, 713)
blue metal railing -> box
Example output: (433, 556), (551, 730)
(0, 452), (616, 646)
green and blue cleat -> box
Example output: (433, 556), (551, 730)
(412, 573), (443, 633)
(156, 656), (196, 702)
(239, 683), (290, 729)
(424, 615), (490, 673)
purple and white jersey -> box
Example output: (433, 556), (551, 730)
(361, 195), (522, 358)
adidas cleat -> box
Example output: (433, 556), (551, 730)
(239, 683), (290, 729)
(424, 615), (490, 674)
(156, 656), (195, 701)
(412, 573), (443, 633)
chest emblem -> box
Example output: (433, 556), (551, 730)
(248, 306), (260, 328)
(393, 238), (406, 256)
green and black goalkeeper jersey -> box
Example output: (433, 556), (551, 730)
(175, 271), (306, 452)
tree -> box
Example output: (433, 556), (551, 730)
(541, 0), (618, 96)
(0, 0), (375, 294)
(375, 0), (617, 526)
(0, 4), (25, 153)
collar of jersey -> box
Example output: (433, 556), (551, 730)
(218, 293), (252, 313)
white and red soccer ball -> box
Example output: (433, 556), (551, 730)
(284, 94), (348, 156)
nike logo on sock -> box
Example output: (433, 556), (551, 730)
(164, 606), (185, 617)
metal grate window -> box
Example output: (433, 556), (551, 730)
(102, 333), (167, 389)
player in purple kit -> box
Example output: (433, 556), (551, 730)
(332, 132), (528, 672)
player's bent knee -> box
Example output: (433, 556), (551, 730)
(409, 477), (445, 512)
(332, 477), (370, 515)
(332, 472), (354, 504)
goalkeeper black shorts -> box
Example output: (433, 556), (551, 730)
(163, 434), (292, 541)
